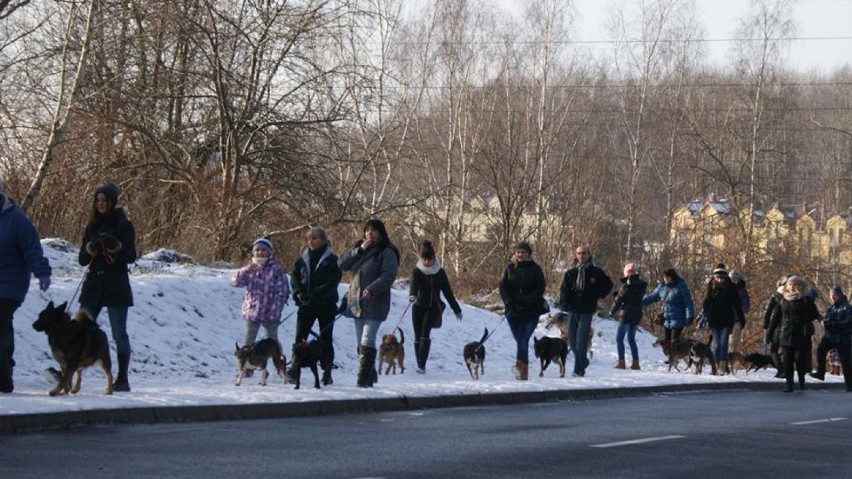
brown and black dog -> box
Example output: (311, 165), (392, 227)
(378, 328), (405, 375)
(463, 328), (488, 380)
(32, 301), (113, 396)
(653, 338), (697, 372)
(534, 335), (569, 378)
(234, 339), (287, 386)
(290, 338), (331, 389)
(686, 340), (716, 375)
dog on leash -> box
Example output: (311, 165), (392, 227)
(290, 338), (331, 389)
(378, 327), (405, 375)
(534, 336), (569, 378)
(463, 328), (488, 380)
(727, 351), (748, 375)
(234, 338), (287, 386)
(544, 312), (594, 359)
(32, 301), (113, 396)
(653, 338), (696, 372)
(686, 340), (716, 375)
(743, 352), (774, 373)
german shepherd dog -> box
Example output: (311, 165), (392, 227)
(463, 328), (488, 380)
(653, 338), (697, 372)
(290, 338), (331, 389)
(744, 352), (774, 373)
(32, 301), (113, 396)
(378, 327), (405, 375)
(234, 339), (287, 386)
(534, 336), (569, 378)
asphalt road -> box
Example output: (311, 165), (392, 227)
(2, 389), (851, 478)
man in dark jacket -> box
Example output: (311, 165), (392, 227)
(810, 285), (852, 391)
(559, 245), (612, 377)
(289, 227), (342, 384)
(0, 180), (52, 393)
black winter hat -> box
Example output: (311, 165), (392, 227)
(831, 285), (845, 297)
(513, 241), (533, 255)
(95, 183), (119, 205)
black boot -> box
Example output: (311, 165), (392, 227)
(357, 346), (377, 388)
(114, 353), (131, 392)
(772, 352), (784, 378)
(419, 339), (431, 372)
(413, 341), (421, 370)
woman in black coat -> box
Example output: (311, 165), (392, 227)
(78, 183), (137, 392)
(609, 263), (648, 370)
(499, 241), (546, 381)
(408, 241), (462, 374)
(768, 275), (820, 392)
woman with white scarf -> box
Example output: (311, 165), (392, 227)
(768, 275), (820, 392)
(408, 241), (462, 374)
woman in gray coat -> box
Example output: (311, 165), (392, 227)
(338, 219), (400, 387)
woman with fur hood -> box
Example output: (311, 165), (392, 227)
(78, 183), (136, 392)
(338, 219), (400, 387)
(768, 275), (820, 392)
(408, 240), (462, 374)
(609, 263), (648, 370)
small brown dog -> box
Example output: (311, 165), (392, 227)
(463, 328), (488, 380)
(727, 351), (747, 375)
(378, 327), (405, 375)
(652, 338), (696, 372)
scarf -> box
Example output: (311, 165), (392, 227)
(575, 257), (593, 291)
(783, 290), (804, 301)
(416, 259), (441, 275)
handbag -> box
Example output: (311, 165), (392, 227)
(429, 300), (446, 329)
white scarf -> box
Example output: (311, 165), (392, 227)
(416, 259), (441, 275)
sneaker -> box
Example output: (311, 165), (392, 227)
(415, 368), (426, 374)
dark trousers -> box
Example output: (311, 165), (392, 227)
(411, 305), (434, 344)
(0, 299), (21, 392)
(664, 327), (683, 343)
(816, 337), (852, 387)
(782, 338), (811, 386)
(294, 304), (337, 364)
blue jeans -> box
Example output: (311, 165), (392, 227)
(568, 311), (593, 375)
(81, 304), (131, 354)
(616, 322), (639, 361)
(243, 320), (281, 346)
(506, 315), (536, 363)
(354, 318), (381, 349)
(710, 326), (731, 361)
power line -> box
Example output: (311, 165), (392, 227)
(396, 36), (852, 46)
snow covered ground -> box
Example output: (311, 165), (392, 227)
(1, 239), (840, 417)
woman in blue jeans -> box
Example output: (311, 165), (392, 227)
(701, 264), (745, 375)
(609, 263), (648, 370)
(498, 241), (546, 380)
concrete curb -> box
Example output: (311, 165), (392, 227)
(0, 381), (845, 434)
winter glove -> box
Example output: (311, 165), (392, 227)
(102, 234), (122, 253)
(455, 312), (463, 321)
(38, 276), (51, 292)
(85, 238), (105, 256)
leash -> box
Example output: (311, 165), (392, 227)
(308, 312), (347, 339)
(385, 301), (413, 335)
(66, 257), (94, 306)
(276, 309), (297, 325)
(475, 314), (507, 351)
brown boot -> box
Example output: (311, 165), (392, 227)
(630, 359), (641, 370)
(614, 360), (626, 369)
(519, 361), (529, 380)
(513, 360), (529, 380)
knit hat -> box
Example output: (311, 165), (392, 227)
(712, 263), (728, 277)
(831, 285), (845, 298)
(513, 241), (532, 255)
(252, 236), (273, 254)
(729, 270), (743, 283)
(94, 183), (119, 205)
(420, 240), (436, 260)
(786, 275), (805, 287)
(623, 263), (638, 277)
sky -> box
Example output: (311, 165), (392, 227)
(506, 0), (851, 73)
(1, 238), (842, 417)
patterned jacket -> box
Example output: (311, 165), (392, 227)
(231, 258), (289, 322)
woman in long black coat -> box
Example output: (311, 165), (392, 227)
(768, 275), (820, 392)
(78, 183), (137, 392)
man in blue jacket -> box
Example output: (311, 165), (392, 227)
(0, 180), (52, 393)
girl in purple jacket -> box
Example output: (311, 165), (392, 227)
(231, 236), (289, 346)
